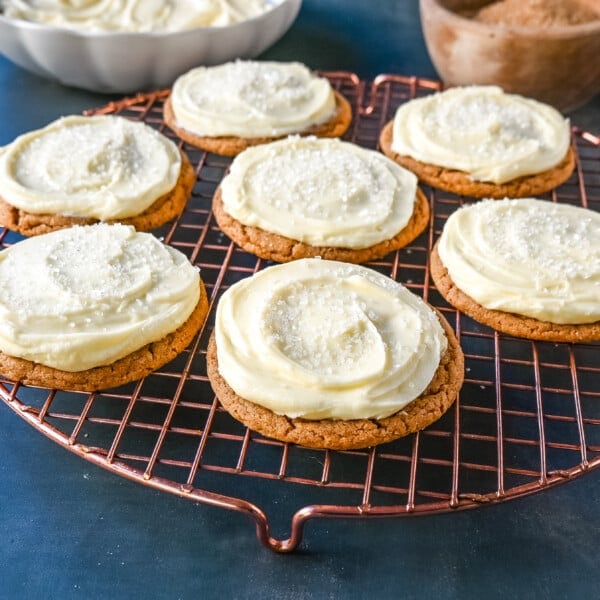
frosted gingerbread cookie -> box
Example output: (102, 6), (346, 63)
(164, 60), (352, 156)
(430, 198), (600, 342)
(0, 115), (195, 236)
(0, 223), (209, 391)
(207, 258), (464, 450)
(213, 136), (429, 263)
(379, 86), (575, 198)
(2, 0), (273, 31)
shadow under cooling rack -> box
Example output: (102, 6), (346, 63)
(1, 73), (599, 553)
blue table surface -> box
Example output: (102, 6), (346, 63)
(1, 2), (599, 598)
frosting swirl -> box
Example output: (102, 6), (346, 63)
(0, 115), (182, 220)
(438, 198), (600, 324)
(0, 224), (200, 371)
(215, 259), (447, 420)
(220, 136), (418, 248)
(3, 0), (271, 31)
(391, 86), (570, 184)
(170, 61), (336, 138)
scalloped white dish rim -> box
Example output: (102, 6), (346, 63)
(0, 0), (302, 93)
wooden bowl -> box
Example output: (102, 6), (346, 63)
(419, 0), (600, 111)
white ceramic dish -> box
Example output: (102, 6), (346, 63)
(0, 0), (302, 93)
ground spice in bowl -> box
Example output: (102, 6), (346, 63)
(421, 0), (600, 110)
(469, 0), (599, 27)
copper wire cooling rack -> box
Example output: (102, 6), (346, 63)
(1, 73), (599, 552)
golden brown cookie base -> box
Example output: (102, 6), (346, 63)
(212, 187), (430, 264)
(430, 242), (600, 342)
(206, 312), (464, 450)
(0, 280), (209, 392)
(379, 120), (576, 198)
(0, 150), (196, 237)
(163, 90), (353, 157)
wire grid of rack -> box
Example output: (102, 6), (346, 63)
(0, 73), (598, 552)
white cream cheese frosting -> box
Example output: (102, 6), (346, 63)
(215, 259), (448, 420)
(438, 198), (600, 324)
(0, 223), (200, 371)
(220, 136), (418, 248)
(170, 61), (336, 138)
(3, 0), (271, 31)
(391, 86), (570, 184)
(0, 115), (181, 220)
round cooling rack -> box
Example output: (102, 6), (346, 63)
(1, 73), (599, 553)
